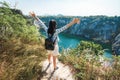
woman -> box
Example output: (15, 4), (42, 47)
(29, 12), (80, 70)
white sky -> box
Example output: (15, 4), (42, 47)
(1, 0), (120, 16)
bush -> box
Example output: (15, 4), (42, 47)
(59, 41), (120, 80)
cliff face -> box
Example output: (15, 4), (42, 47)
(112, 33), (120, 55)
(40, 16), (120, 43)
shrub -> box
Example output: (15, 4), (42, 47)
(59, 41), (120, 80)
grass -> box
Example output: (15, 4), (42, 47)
(0, 37), (47, 80)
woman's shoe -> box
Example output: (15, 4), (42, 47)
(54, 67), (59, 71)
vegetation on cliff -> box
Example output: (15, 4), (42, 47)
(59, 41), (120, 80)
(0, 1), (46, 80)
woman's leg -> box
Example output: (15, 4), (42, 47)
(53, 56), (57, 70)
(48, 53), (52, 63)
(52, 44), (59, 70)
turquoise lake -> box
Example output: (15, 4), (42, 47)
(58, 33), (80, 50)
(58, 33), (112, 58)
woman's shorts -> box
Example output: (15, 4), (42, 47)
(47, 44), (59, 56)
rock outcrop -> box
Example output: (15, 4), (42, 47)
(112, 33), (120, 55)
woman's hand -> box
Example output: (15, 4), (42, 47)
(72, 18), (80, 24)
(29, 11), (36, 17)
(66, 18), (80, 28)
(29, 12), (39, 21)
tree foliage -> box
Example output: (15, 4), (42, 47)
(70, 41), (103, 56)
(0, 1), (40, 43)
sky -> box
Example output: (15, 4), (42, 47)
(1, 0), (120, 16)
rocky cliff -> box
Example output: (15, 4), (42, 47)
(40, 16), (120, 43)
(112, 33), (120, 55)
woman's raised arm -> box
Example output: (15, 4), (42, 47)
(29, 12), (41, 21)
(56, 18), (80, 34)
(29, 12), (48, 32)
(66, 18), (80, 28)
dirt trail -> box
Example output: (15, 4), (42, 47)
(40, 58), (75, 80)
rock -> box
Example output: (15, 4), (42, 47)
(112, 33), (120, 55)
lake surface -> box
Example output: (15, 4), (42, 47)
(58, 33), (80, 50)
(58, 33), (112, 58)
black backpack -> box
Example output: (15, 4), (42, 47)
(45, 35), (57, 50)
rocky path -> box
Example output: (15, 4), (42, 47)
(38, 57), (75, 80)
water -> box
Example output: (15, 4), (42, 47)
(104, 50), (112, 58)
(58, 33), (80, 50)
(58, 33), (112, 58)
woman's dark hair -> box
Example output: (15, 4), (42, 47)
(47, 20), (56, 35)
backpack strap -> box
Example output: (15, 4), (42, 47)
(53, 37), (57, 44)
(48, 33), (57, 44)
(48, 34), (53, 38)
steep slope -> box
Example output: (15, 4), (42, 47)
(0, 3), (47, 80)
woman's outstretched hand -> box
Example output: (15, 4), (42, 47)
(72, 18), (80, 24)
(66, 18), (80, 28)
(29, 11), (36, 17)
(29, 12), (39, 21)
